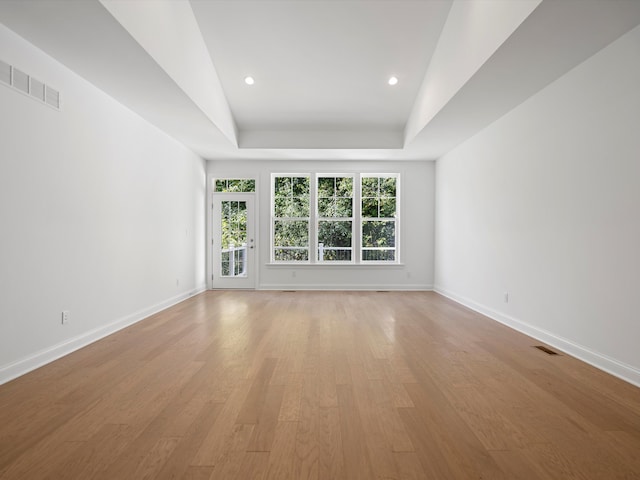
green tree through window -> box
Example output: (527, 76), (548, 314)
(317, 176), (353, 261)
(271, 173), (398, 263)
(213, 178), (255, 275)
(272, 175), (310, 261)
(220, 201), (247, 276)
(361, 176), (397, 261)
(214, 179), (255, 193)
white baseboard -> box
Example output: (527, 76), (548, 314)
(259, 283), (433, 291)
(434, 285), (640, 388)
(0, 285), (207, 385)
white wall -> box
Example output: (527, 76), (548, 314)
(208, 160), (434, 290)
(0, 24), (207, 383)
(434, 25), (640, 386)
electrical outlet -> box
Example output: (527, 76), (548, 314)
(292, 271), (296, 278)
(61, 310), (70, 324)
(503, 292), (509, 303)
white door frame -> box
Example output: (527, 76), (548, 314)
(211, 193), (256, 289)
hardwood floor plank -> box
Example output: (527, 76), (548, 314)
(190, 380), (253, 466)
(394, 451), (428, 480)
(46, 423), (132, 480)
(401, 382), (508, 479)
(317, 407), (345, 480)
(489, 449), (551, 480)
(246, 385), (286, 452)
(439, 383), (530, 451)
(180, 465), (214, 480)
(388, 381), (415, 408)
(236, 358), (279, 425)
(278, 374), (304, 421)
(131, 436), (181, 480)
(336, 384), (376, 480)
(265, 421), (299, 480)
(293, 374), (320, 480)
(0, 439), (83, 480)
(104, 401), (222, 480)
(234, 451), (270, 480)
(601, 430), (640, 475)
(333, 352), (352, 385)
(368, 379), (415, 452)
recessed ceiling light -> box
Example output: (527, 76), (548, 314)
(388, 76), (398, 86)
(244, 76), (255, 85)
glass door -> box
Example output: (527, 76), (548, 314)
(212, 193), (255, 289)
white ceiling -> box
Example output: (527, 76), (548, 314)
(1, 0), (640, 160)
(191, 0), (450, 133)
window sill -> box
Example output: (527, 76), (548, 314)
(265, 262), (405, 268)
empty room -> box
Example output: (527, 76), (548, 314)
(1, 0), (639, 479)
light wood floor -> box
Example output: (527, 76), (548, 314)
(1, 291), (639, 479)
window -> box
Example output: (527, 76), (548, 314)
(272, 175), (310, 261)
(214, 178), (255, 193)
(361, 175), (397, 261)
(271, 173), (399, 264)
(317, 175), (354, 262)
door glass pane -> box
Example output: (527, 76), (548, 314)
(220, 201), (248, 277)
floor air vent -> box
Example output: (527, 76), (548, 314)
(0, 59), (60, 110)
(534, 345), (559, 355)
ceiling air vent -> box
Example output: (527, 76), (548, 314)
(30, 77), (45, 102)
(0, 60), (10, 85)
(0, 59), (60, 110)
(12, 67), (29, 94)
(45, 85), (60, 109)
